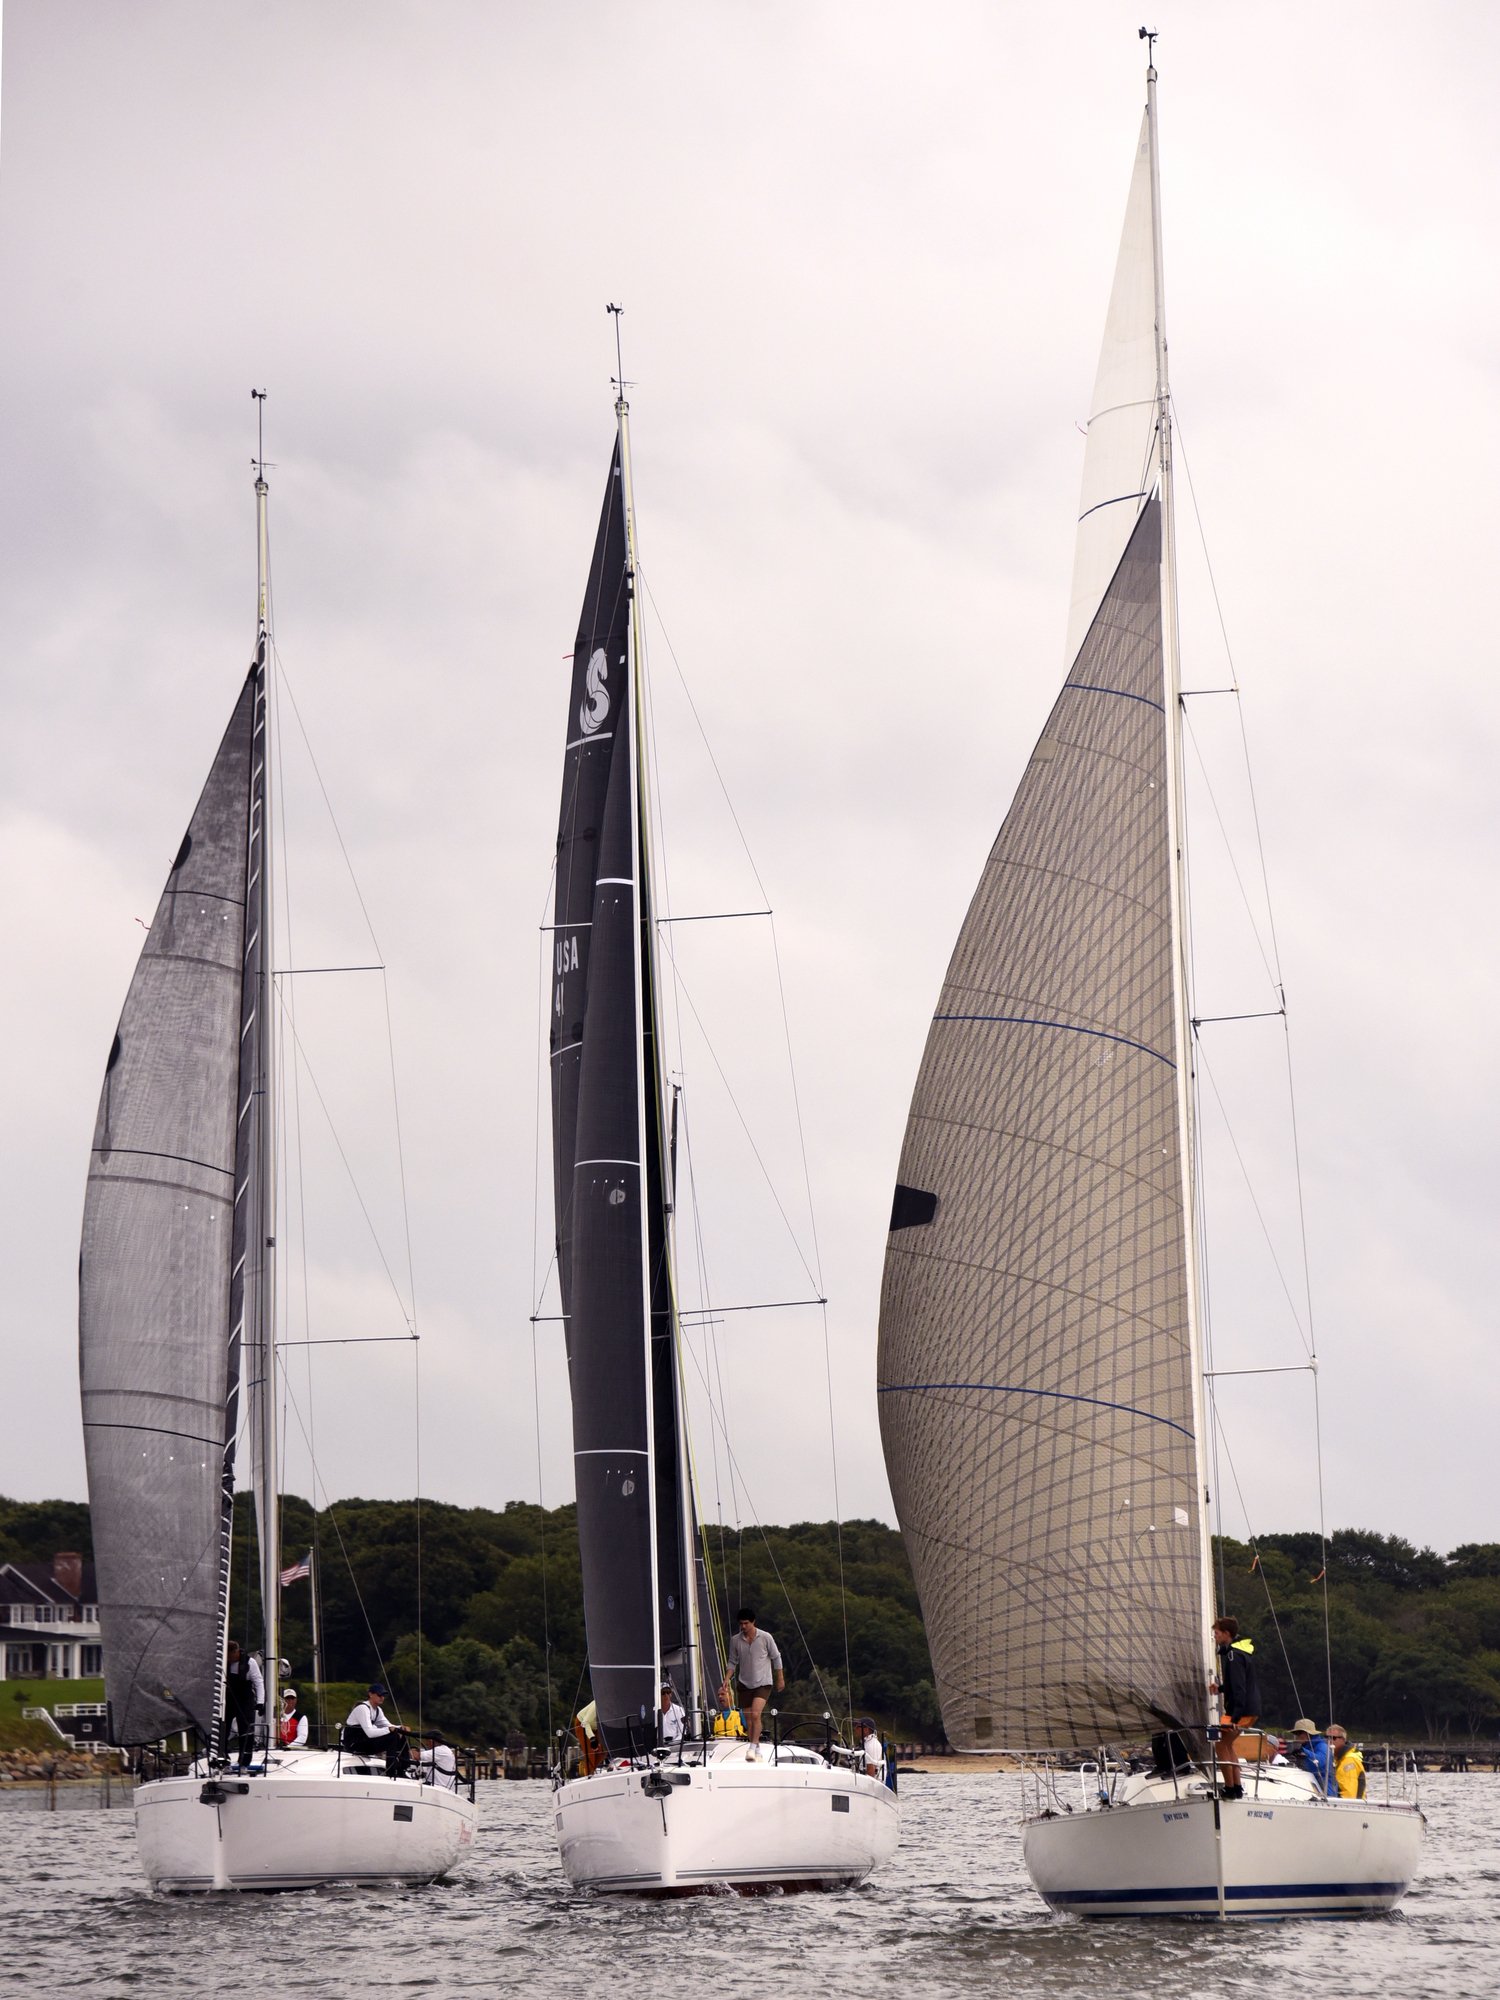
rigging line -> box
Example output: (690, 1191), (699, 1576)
(278, 1371), (401, 1718)
(269, 645), (385, 964)
(271, 991), (415, 1335)
(822, 1297), (854, 1739)
(414, 1332), (422, 1739)
(678, 1318), (845, 1730)
(269, 638), (322, 1728)
(279, 1336), (418, 1347)
(677, 1298), (828, 1317)
(679, 1087), (733, 1607)
(1313, 1364), (1334, 1738)
(637, 567), (772, 910)
(273, 965), (385, 976)
(1193, 1011), (1285, 1026)
(532, 926), (547, 1322)
(1208, 1405), (1305, 1716)
(1181, 705), (1280, 992)
(769, 912), (824, 1294)
(1171, 407), (1286, 991)
(379, 968), (418, 1333)
(1194, 1041), (1312, 1357)
(530, 887), (555, 1746)
(531, 1318), (554, 1749)
(654, 930), (820, 1291)
(657, 910), (772, 925)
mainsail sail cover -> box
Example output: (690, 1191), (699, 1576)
(551, 433), (716, 1734)
(79, 667), (261, 1745)
(877, 118), (1206, 1751)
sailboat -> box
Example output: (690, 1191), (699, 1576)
(876, 54), (1423, 1918)
(547, 379), (899, 1895)
(78, 425), (477, 1891)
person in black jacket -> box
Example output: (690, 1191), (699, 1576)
(1210, 1615), (1262, 1799)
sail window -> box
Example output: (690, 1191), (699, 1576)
(890, 1184), (938, 1231)
(973, 1717), (993, 1741)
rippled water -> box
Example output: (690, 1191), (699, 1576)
(1, 1772), (1496, 1998)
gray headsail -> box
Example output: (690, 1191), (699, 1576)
(877, 94), (1212, 1752)
(79, 666), (261, 1746)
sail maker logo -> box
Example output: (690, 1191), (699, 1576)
(579, 648), (610, 736)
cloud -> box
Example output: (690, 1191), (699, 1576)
(2, 1), (1497, 1552)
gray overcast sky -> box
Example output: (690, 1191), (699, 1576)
(1, 2), (1496, 1554)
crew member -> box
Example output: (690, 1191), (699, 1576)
(1288, 1719), (1334, 1794)
(343, 1683), (410, 1770)
(225, 1641), (264, 1768)
(419, 1730), (458, 1791)
(856, 1718), (884, 1780)
(1327, 1724), (1365, 1799)
(659, 1681), (686, 1746)
(711, 1690), (746, 1739)
(280, 1687), (308, 1747)
(724, 1608), (784, 1753)
(1209, 1615), (1261, 1799)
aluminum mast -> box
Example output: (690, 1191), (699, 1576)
(1146, 61), (1218, 1707)
(249, 406), (280, 1744)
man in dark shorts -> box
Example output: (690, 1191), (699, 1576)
(723, 1607), (784, 1753)
(1210, 1615), (1262, 1799)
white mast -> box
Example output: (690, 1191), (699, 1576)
(251, 393), (280, 1743)
(1146, 60), (1218, 1705)
(616, 390), (664, 1725)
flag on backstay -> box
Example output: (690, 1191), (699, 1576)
(280, 1550), (312, 1586)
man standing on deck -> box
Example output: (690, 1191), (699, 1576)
(225, 1641), (263, 1768)
(1209, 1615), (1261, 1800)
(724, 1607), (784, 1754)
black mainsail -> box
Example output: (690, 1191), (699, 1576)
(80, 475), (276, 1751)
(551, 407), (721, 1740)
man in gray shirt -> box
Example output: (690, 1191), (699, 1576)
(723, 1607), (784, 1751)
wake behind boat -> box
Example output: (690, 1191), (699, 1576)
(546, 366), (897, 1895)
(79, 413), (477, 1890)
(875, 49), (1421, 1919)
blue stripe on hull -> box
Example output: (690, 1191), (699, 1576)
(1047, 1879), (1406, 1907)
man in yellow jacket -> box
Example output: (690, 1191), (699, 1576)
(1327, 1724), (1365, 1798)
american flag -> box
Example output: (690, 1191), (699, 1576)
(280, 1550), (312, 1586)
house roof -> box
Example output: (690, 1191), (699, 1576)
(0, 1560), (98, 1608)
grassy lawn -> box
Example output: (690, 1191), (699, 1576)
(3, 1678), (106, 1712)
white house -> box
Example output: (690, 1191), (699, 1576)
(0, 1552), (104, 1682)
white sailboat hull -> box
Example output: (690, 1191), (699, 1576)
(1022, 1774), (1423, 1918)
(135, 1752), (477, 1892)
(554, 1746), (899, 1895)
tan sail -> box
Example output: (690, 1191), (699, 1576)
(877, 107), (1208, 1750)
